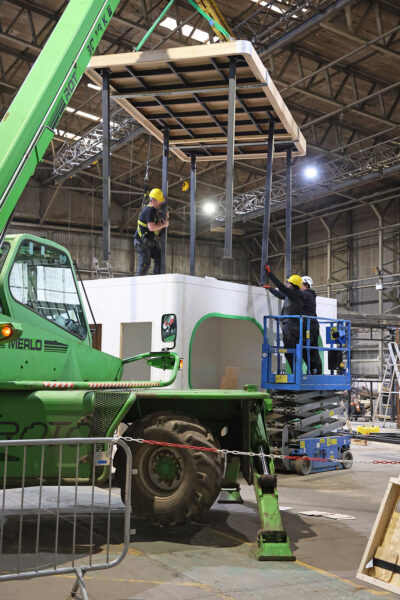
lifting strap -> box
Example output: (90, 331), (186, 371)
(192, 0), (235, 41)
(133, 0), (232, 53)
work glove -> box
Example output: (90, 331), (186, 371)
(264, 264), (271, 274)
(263, 285), (271, 289)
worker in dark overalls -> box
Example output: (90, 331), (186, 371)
(134, 188), (169, 275)
(264, 265), (304, 373)
(301, 275), (323, 374)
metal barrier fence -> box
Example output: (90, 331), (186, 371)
(0, 437), (132, 600)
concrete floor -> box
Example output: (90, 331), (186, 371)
(0, 440), (399, 599)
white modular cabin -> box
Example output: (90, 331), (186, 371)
(80, 274), (337, 389)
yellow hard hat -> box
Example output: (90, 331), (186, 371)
(181, 180), (190, 192)
(149, 188), (165, 203)
(287, 274), (303, 288)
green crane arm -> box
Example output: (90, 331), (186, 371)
(0, 0), (121, 243)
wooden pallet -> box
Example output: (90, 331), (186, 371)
(357, 475), (400, 595)
(86, 41), (306, 162)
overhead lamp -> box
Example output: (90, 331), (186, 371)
(203, 201), (216, 215)
(304, 165), (318, 179)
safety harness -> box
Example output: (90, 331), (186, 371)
(136, 204), (159, 239)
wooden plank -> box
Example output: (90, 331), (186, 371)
(357, 476), (400, 595)
(170, 133), (293, 145)
(220, 366), (240, 390)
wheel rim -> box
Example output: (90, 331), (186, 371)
(295, 456), (311, 475)
(342, 451), (353, 469)
(141, 446), (185, 494)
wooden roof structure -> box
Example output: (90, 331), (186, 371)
(87, 40), (306, 163)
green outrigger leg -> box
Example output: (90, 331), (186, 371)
(253, 472), (294, 561)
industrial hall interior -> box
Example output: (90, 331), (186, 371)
(0, 1), (400, 599)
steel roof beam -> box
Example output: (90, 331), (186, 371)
(258, 0), (357, 57)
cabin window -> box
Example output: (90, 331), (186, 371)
(9, 239), (87, 339)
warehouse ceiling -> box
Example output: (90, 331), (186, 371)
(0, 0), (399, 252)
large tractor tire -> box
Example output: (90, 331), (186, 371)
(115, 412), (224, 526)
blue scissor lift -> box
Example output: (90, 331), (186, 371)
(262, 316), (353, 475)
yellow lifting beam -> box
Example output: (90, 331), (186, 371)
(194, 0), (235, 41)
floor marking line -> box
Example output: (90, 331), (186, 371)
(207, 527), (252, 546)
(296, 560), (392, 596)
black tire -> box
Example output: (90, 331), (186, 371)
(294, 455), (312, 476)
(115, 412), (224, 526)
(341, 449), (353, 470)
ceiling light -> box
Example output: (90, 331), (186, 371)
(304, 166), (318, 179)
(87, 83), (101, 91)
(203, 201), (216, 215)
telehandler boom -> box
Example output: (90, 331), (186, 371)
(0, 0), (292, 560)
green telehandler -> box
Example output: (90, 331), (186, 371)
(0, 0), (292, 560)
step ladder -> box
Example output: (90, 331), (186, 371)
(372, 342), (400, 424)
(93, 257), (113, 279)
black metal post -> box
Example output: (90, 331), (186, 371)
(260, 117), (275, 284)
(223, 57), (236, 260)
(190, 153), (197, 276)
(286, 147), (292, 280)
(161, 127), (169, 274)
(101, 69), (111, 262)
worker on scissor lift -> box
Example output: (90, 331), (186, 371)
(264, 265), (303, 373)
(134, 188), (169, 276)
(301, 276), (323, 374)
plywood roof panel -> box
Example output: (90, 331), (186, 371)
(87, 40), (306, 162)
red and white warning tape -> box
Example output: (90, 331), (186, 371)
(116, 436), (400, 465)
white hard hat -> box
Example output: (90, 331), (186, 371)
(302, 275), (313, 287)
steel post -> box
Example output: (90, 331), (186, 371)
(223, 57), (236, 260)
(260, 118), (275, 284)
(320, 218), (332, 297)
(371, 205), (384, 376)
(285, 147), (292, 280)
(161, 127), (169, 274)
(190, 153), (197, 276)
(101, 69), (111, 262)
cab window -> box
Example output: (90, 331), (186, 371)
(0, 242), (10, 274)
(9, 240), (87, 339)
(0, 242), (10, 313)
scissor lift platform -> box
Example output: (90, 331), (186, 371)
(262, 317), (353, 474)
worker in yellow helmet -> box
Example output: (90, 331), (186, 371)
(264, 265), (304, 373)
(134, 188), (169, 275)
(301, 275), (322, 374)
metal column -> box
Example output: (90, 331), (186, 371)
(161, 127), (169, 274)
(101, 69), (111, 262)
(372, 205), (384, 376)
(223, 57), (236, 260)
(190, 153), (197, 276)
(260, 117), (275, 285)
(285, 147), (292, 280)
(320, 218), (332, 297)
